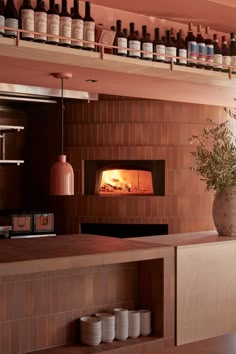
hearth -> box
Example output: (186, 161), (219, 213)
(84, 160), (165, 196)
(81, 224), (168, 238)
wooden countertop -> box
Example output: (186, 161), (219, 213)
(0, 234), (171, 276)
(164, 332), (236, 354)
(129, 230), (236, 247)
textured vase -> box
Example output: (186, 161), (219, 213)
(212, 186), (236, 236)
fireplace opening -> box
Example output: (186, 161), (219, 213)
(84, 160), (165, 196)
(99, 169), (153, 195)
(81, 224), (168, 238)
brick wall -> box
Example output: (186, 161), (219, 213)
(24, 98), (228, 234)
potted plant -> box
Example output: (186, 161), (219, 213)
(189, 119), (236, 236)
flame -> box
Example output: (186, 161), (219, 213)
(101, 170), (131, 191)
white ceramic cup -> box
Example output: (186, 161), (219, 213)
(114, 308), (128, 341)
(95, 312), (115, 343)
(139, 309), (151, 336)
(128, 310), (140, 338)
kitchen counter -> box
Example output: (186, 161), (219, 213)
(0, 234), (170, 276)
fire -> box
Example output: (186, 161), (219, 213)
(99, 169), (153, 194)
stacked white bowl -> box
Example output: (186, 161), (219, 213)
(95, 313), (115, 343)
(114, 308), (129, 341)
(128, 310), (141, 338)
(80, 316), (102, 346)
(139, 309), (152, 336)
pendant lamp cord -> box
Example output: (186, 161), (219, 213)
(61, 77), (64, 155)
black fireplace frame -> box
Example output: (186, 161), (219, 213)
(83, 160), (165, 196)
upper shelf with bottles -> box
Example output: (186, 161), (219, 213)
(0, 0), (235, 105)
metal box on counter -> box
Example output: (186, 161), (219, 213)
(33, 213), (54, 234)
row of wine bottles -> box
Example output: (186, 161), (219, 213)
(0, 0), (95, 48)
(0, 0), (235, 71)
(112, 21), (236, 71)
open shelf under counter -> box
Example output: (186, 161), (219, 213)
(28, 336), (163, 354)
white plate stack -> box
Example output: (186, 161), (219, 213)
(114, 308), (128, 341)
(95, 313), (115, 343)
(139, 309), (152, 336)
(80, 316), (102, 346)
(128, 310), (140, 338)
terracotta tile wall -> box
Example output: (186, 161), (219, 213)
(24, 98), (229, 234)
(0, 263), (137, 354)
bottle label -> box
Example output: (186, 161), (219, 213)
(187, 41), (197, 62)
(5, 18), (18, 37)
(83, 21), (95, 48)
(128, 40), (141, 57)
(214, 54), (222, 68)
(223, 56), (231, 67)
(117, 37), (127, 55)
(155, 44), (165, 61)
(21, 9), (34, 39)
(60, 16), (72, 45)
(178, 48), (187, 64)
(0, 15), (4, 35)
(206, 44), (214, 65)
(72, 19), (83, 47)
(47, 14), (59, 43)
(197, 43), (206, 62)
(231, 56), (236, 67)
(166, 47), (176, 63)
(142, 42), (153, 59)
(34, 12), (47, 41)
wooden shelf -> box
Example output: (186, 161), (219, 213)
(28, 335), (163, 354)
(0, 125), (24, 132)
(0, 37), (235, 89)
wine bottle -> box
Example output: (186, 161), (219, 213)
(123, 28), (128, 37)
(185, 22), (197, 66)
(115, 19), (127, 56)
(205, 26), (214, 70)
(47, 0), (59, 44)
(4, 0), (18, 38)
(141, 25), (153, 60)
(34, 0), (47, 43)
(71, 0), (83, 48)
(170, 27), (176, 44)
(165, 29), (176, 64)
(128, 22), (141, 58)
(0, 0), (5, 36)
(83, 0), (95, 51)
(230, 32), (236, 73)
(153, 27), (165, 62)
(59, 0), (71, 46)
(213, 34), (222, 71)
(176, 30), (187, 66)
(20, 0), (34, 40)
(196, 24), (205, 68)
(221, 36), (231, 72)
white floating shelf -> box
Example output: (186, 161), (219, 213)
(0, 160), (24, 165)
(0, 125), (24, 132)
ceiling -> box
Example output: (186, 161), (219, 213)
(91, 0), (236, 33)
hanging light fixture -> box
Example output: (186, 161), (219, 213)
(50, 72), (74, 196)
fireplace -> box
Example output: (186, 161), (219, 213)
(84, 160), (165, 196)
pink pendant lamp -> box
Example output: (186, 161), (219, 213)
(50, 72), (74, 196)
